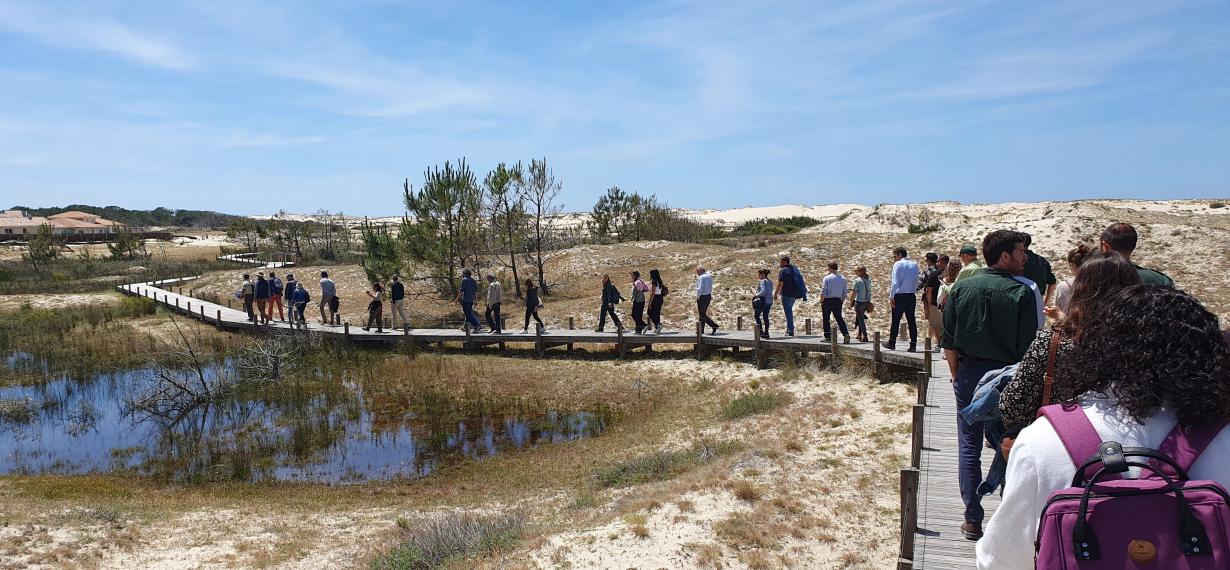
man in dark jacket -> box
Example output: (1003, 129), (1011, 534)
(941, 230), (1038, 541)
(391, 275), (408, 329)
(1099, 222), (1174, 287)
(254, 272), (271, 324)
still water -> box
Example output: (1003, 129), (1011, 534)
(0, 354), (612, 483)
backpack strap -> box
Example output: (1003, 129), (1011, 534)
(1037, 404), (1121, 480)
(1041, 328), (1062, 406)
(1150, 419), (1229, 478)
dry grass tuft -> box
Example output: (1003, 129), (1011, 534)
(729, 479), (762, 503)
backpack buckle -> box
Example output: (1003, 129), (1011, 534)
(1099, 441), (1129, 474)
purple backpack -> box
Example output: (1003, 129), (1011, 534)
(1035, 404), (1229, 569)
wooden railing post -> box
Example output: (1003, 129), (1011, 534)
(923, 339), (933, 379)
(344, 322), (350, 339)
(911, 403), (925, 468)
(736, 315), (743, 331)
(829, 331), (839, 372)
(753, 324), (765, 369)
(535, 322), (544, 357)
(872, 331), (882, 377)
(464, 324), (471, 350)
(804, 317), (812, 336)
(917, 370), (929, 407)
(567, 316), (575, 352)
(617, 327), (626, 358)
(694, 321), (704, 358)
(898, 467), (920, 568)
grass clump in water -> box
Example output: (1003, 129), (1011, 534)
(0, 397), (37, 424)
(721, 390), (793, 420)
(369, 511), (526, 570)
(595, 439), (743, 488)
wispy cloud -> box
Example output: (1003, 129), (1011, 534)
(221, 130), (327, 148)
(0, 2), (192, 69)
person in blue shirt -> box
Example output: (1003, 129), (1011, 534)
(292, 281), (310, 326)
(821, 262), (850, 343)
(774, 256), (802, 336)
(752, 268), (773, 337)
(885, 247), (920, 351)
(458, 269), (482, 332)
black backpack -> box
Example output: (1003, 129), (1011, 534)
(659, 283), (669, 297)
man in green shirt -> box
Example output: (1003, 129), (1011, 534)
(953, 244), (984, 282)
(1099, 222), (1174, 287)
(1021, 234), (1057, 304)
(941, 230), (1038, 541)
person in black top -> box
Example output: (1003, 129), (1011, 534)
(648, 269), (666, 334)
(596, 274), (624, 332)
(923, 254), (949, 351)
(390, 275), (408, 329)
(523, 278), (545, 332)
(254, 273), (271, 325)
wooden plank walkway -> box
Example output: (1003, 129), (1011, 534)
(116, 254), (930, 369)
(911, 352), (1000, 569)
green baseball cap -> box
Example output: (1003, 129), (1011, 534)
(959, 245), (977, 255)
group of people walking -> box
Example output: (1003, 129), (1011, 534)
(238, 270), (338, 328)
(918, 222), (1229, 570)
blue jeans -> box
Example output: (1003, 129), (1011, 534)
(955, 356), (1004, 524)
(753, 300), (771, 334)
(781, 295), (796, 334)
(461, 300), (481, 329)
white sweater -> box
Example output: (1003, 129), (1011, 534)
(976, 396), (1230, 570)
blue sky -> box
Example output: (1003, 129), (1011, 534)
(1, 0), (1228, 216)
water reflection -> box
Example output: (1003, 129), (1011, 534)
(0, 358), (614, 483)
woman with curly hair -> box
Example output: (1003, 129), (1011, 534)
(998, 251), (1141, 431)
(977, 285), (1230, 569)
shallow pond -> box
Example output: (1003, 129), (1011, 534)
(0, 355), (614, 483)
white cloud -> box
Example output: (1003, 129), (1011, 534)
(0, 2), (193, 69)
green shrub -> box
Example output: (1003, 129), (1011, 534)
(370, 512), (526, 569)
(595, 439), (743, 488)
(1211, 201), (1226, 209)
(721, 390), (793, 420)
(728, 216), (822, 237)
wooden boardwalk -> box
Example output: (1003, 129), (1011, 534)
(909, 352), (1000, 569)
(119, 253), (987, 568)
(117, 256), (930, 369)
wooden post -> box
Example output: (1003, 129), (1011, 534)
(900, 322), (908, 343)
(916, 370), (929, 407)
(898, 467), (920, 568)
(216, 309), (222, 326)
(187, 301), (192, 313)
(805, 318), (812, 335)
(753, 324), (765, 369)
(910, 404), (925, 468)
(464, 324), (471, 350)
(736, 315), (743, 331)
(404, 324), (410, 336)
(923, 340), (933, 379)
(872, 331), (882, 377)
(175, 298), (179, 310)
(617, 327), (626, 358)
(567, 316), (575, 352)
(441, 317), (447, 329)
(829, 331), (839, 372)
(535, 322), (544, 357)
(384, 317), (391, 330)
(695, 321), (704, 359)
(200, 306), (205, 320)
(344, 322), (350, 339)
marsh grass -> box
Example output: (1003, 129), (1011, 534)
(369, 511), (527, 570)
(0, 258), (237, 295)
(594, 439), (743, 488)
(721, 390), (792, 420)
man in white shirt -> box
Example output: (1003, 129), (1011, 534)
(694, 266), (719, 334)
(820, 261), (850, 343)
(886, 247), (920, 351)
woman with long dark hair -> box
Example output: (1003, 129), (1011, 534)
(647, 269), (666, 334)
(977, 285), (1230, 569)
(998, 251), (1141, 430)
